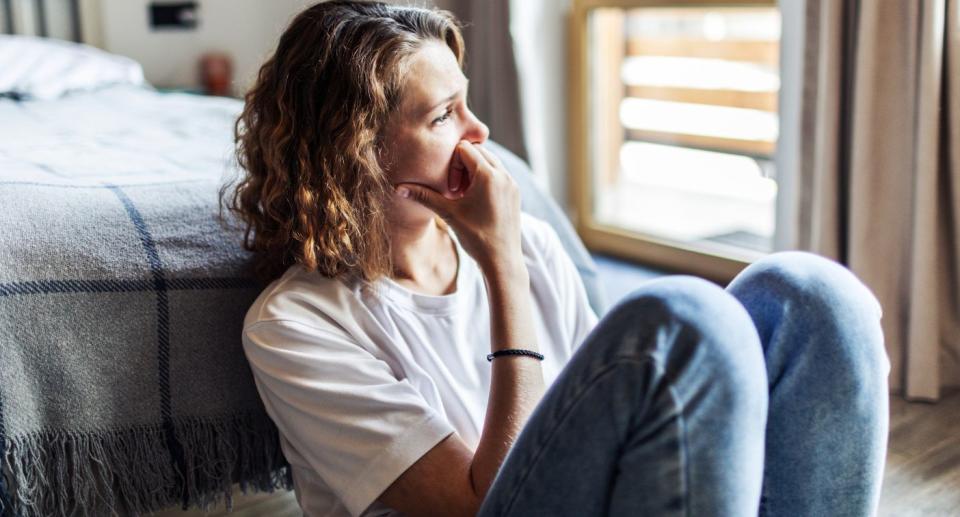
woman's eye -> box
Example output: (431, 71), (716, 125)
(432, 108), (453, 126)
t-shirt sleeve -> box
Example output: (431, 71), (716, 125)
(532, 217), (600, 354)
(242, 319), (457, 517)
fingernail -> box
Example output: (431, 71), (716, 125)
(397, 187), (410, 198)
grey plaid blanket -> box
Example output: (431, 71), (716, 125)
(0, 85), (292, 517)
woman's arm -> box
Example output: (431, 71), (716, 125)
(472, 258), (546, 498)
(379, 141), (546, 516)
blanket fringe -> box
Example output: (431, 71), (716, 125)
(0, 413), (292, 517)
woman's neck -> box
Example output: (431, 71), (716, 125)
(389, 217), (459, 296)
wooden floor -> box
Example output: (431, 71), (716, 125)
(150, 391), (960, 516)
(879, 387), (960, 516)
(148, 489), (300, 517)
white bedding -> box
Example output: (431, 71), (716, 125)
(0, 83), (243, 185)
(0, 35), (145, 100)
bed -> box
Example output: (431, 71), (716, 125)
(0, 32), (605, 516)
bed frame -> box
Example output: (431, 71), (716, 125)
(0, 0), (84, 43)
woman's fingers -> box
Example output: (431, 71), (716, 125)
(456, 141), (493, 179)
(475, 144), (505, 171)
(399, 142), (511, 222)
(395, 183), (455, 219)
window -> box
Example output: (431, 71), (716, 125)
(569, 0), (780, 282)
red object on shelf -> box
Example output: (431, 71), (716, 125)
(199, 52), (233, 96)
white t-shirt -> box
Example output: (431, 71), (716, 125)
(241, 213), (599, 517)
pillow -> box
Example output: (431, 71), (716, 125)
(0, 35), (145, 100)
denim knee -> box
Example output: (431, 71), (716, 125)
(727, 251), (890, 383)
(596, 275), (767, 399)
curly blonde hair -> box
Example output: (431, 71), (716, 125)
(220, 1), (464, 285)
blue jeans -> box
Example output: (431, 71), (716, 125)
(476, 251), (890, 517)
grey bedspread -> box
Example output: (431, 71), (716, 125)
(0, 85), (292, 517)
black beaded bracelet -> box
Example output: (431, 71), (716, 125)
(487, 349), (545, 362)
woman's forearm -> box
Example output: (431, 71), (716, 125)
(469, 260), (546, 501)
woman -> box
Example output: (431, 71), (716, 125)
(223, 2), (890, 516)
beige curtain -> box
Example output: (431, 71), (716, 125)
(798, 0), (960, 401)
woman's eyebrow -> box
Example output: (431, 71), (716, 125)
(423, 79), (470, 116)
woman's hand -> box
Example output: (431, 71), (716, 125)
(394, 140), (523, 276)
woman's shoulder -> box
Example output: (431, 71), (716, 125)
(243, 264), (359, 338)
(519, 212), (563, 261)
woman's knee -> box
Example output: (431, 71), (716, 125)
(727, 251), (890, 383)
(595, 275), (766, 392)
(729, 251), (882, 318)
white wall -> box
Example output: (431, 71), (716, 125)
(95, 0), (428, 97)
(97, 0), (312, 96)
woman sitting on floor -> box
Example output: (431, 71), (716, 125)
(222, 2), (890, 515)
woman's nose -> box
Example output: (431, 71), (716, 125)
(463, 108), (489, 144)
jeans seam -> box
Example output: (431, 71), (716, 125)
(672, 382), (691, 517)
(498, 356), (657, 516)
(626, 354), (690, 517)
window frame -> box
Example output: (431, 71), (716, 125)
(567, 0), (780, 283)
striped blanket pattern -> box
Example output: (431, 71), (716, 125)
(0, 85), (292, 517)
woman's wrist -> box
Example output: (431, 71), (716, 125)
(478, 254), (527, 282)
(481, 259), (538, 355)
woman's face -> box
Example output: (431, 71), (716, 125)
(379, 41), (490, 225)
